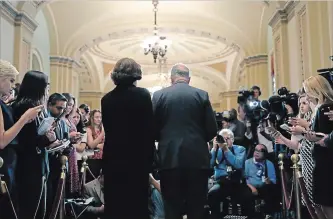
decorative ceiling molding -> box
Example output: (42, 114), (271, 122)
(240, 54), (268, 67)
(268, 0), (299, 28)
(0, 1), (38, 32)
(50, 56), (81, 69)
(76, 27), (241, 65)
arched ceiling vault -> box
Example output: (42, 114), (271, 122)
(14, 0), (282, 98)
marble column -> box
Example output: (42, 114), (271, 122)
(0, 1), (38, 80)
(237, 55), (269, 100)
(50, 56), (81, 100)
(269, 5), (290, 90)
(219, 90), (239, 111)
(306, 1), (332, 72)
(328, 1), (333, 66)
(79, 92), (104, 110)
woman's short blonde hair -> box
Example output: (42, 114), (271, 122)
(0, 60), (19, 78)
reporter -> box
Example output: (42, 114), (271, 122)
(303, 75), (333, 218)
(0, 61), (44, 219)
(12, 71), (56, 219)
(271, 93), (329, 218)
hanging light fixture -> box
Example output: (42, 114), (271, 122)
(141, 0), (171, 63)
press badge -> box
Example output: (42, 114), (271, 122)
(262, 176), (266, 182)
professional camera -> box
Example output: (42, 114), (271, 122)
(216, 131), (226, 144)
(237, 86), (264, 122)
(262, 87), (299, 128)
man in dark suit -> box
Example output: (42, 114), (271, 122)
(152, 63), (217, 219)
(101, 58), (154, 219)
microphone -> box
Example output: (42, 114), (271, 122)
(0, 157), (6, 194)
(0, 156), (3, 168)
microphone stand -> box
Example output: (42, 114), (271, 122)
(278, 153), (287, 219)
(0, 157), (18, 219)
(291, 154), (302, 219)
(80, 155), (96, 194)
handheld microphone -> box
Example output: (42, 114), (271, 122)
(0, 156), (3, 168)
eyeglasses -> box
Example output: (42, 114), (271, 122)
(255, 149), (266, 153)
(55, 106), (65, 111)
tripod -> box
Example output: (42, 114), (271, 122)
(0, 157), (18, 219)
(80, 155), (96, 193)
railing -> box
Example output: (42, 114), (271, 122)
(49, 156), (67, 219)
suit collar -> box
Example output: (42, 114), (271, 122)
(173, 80), (189, 85)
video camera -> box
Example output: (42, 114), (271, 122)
(265, 87), (299, 123)
(215, 110), (233, 130)
(237, 87), (264, 123)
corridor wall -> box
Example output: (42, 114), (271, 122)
(31, 10), (51, 75)
(0, 17), (15, 63)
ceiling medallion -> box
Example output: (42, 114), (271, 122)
(141, 0), (172, 63)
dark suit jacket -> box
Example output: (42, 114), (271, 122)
(101, 84), (154, 219)
(152, 81), (217, 170)
(230, 119), (246, 146)
(83, 178), (104, 215)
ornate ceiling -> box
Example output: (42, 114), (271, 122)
(88, 27), (238, 65)
(16, 0), (279, 102)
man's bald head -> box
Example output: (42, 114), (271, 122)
(170, 63), (191, 84)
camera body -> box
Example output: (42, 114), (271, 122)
(267, 87), (298, 124)
(216, 132), (226, 144)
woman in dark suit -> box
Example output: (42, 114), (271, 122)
(101, 58), (155, 219)
(12, 71), (59, 219)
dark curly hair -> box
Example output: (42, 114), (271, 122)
(111, 58), (142, 85)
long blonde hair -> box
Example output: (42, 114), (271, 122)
(303, 75), (333, 105)
(0, 60), (19, 78)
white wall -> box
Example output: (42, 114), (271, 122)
(287, 16), (302, 92)
(0, 18), (15, 63)
(32, 10), (50, 75)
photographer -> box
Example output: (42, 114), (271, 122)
(228, 108), (246, 146)
(208, 129), (246, 219)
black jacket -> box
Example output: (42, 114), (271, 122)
(152, 81), (217, 170)
(101, 84), (154, 219)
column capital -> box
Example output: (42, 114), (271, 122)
(268, 1), (299, 30)
(219, 90), (239, 98)
(50, 56), (81, 69)
(0, 1), (38, 33)
(79, 91), (104, 98)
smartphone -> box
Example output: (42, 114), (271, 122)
(301, 131), (326, 138)
(280, 124), (291, 132)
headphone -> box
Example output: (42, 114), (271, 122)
(251, 85), (262, 96)
(256, 143), (268, 159)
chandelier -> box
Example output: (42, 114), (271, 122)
(141, 0), (171, 63)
